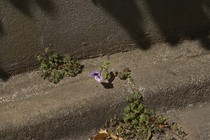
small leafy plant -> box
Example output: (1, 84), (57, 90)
(90, 60), (111, 83)
(116, 67), (132, 81)
(91, 60), (132, 84)
(101, 60), (111, 81)
(37, 48), (82, 83)
(90, 60), (133, 89)
(103, 91), (187, 140)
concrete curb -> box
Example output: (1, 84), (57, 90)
(1, 41), (210, 139)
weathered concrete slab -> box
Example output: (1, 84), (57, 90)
(0, 41), (210, 139)
(166, 102), (210, 140)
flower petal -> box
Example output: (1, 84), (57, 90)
(95, 75), (103, 83)
(90, 71), (100, 77)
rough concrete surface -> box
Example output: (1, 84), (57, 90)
(166, 102), (210, 140)
(1, 0), (210, 75)
(0, 41), (210, 139)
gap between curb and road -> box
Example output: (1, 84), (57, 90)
(1, 40), (210, 140)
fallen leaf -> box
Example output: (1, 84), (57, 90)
(94, 133), (109, 140)
(99, 129), (108, 134)
(94, 129), (109, 140)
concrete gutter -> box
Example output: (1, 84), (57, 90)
(1, 40), (210, 139)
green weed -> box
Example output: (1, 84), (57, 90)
(37, 48), (82, 83)
(105, 91), (187, 140)
(116, 67), (132, 81)
(100, 60), (111, 81)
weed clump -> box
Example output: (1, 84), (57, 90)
(104, 91), (187, 140)
(116, 67), (132, 81)
(37, 48), (82, 83)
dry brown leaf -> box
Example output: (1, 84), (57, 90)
(92, 129), (124, 140)
(99, 129), (108, 134)
(94, 133), (109, 140)
(94, 129), (109, 140)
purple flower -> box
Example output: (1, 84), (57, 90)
(90, 71), (103, 83)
